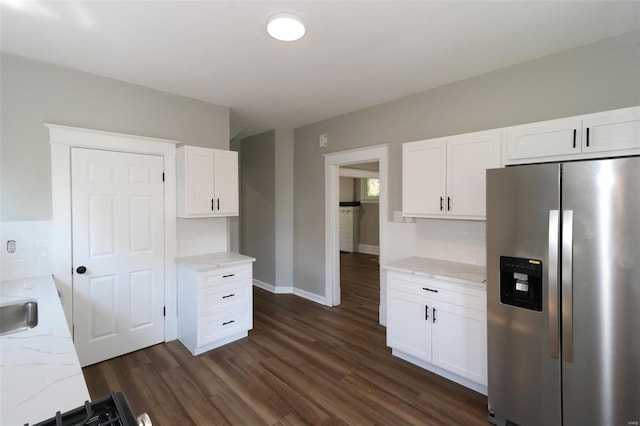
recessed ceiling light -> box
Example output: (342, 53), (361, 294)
(266, 13), (306, 42)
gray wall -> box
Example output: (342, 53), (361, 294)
(240, 130), (276, 285)
(238, 128), (295, 288)
(354, 179), (380, 247)
(358, 203), (379, 247)
(274, 129), (294, 288)
(293, 31), (640, 296)
(339, 177), (355, 202)
(1, 53), (230, 221)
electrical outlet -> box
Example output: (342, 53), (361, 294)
(7, 240), (16, 253)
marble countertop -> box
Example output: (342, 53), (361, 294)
(383, 257), (486, 288)
(1, 275), (90, 425)
(175, 251), (256, 271)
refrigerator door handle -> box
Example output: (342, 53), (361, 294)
(548, 210), (560, 359)
(562, 210), (574, 362)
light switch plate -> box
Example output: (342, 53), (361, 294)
(319, 133), (328, 148)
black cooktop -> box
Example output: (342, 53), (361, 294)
(27, 392), (139, 426)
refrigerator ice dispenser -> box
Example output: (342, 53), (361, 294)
(499, 256), (543, 311)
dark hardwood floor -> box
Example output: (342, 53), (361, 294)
(83, 252), (489, 425)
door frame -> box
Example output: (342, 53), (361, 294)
(323, 144), (389, 324)
(47, 124), (179, 341)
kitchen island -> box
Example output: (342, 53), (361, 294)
(0, 275), (89, 425)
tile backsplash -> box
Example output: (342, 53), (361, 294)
(415, 218), (486, 266)
(0, 221), (53, 281)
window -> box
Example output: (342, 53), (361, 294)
(360, 178), (379, 202)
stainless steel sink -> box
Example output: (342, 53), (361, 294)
(0, 299), (38, 336)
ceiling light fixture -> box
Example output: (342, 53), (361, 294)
(266, 13), (306, 42)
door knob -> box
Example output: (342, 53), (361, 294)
(76, 266), (87, 274)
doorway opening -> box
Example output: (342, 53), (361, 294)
(323, 144), (388, 325)
(338, 163), (380, 323)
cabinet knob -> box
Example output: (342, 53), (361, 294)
(76, 266), (87, 274)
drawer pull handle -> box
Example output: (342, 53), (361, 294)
(222, 320), (235, 326)
(433, 308), (437, 323)
(222, 274), (235, 278)
(222, 293), (235, 299)
(422, 287), (438, 293)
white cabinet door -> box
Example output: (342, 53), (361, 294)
(582, 107), (640, 153)
(447, 131), (501, 218)
(402, 138), (446, 216)
(431, 300), (487, 386)
(387, 289), (431, 361)
(213, 149), (239, 215)
(184, 146), (215, 215)
(177, 146), (239, 217)
(506, 117), (581, 161)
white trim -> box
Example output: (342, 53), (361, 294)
(47, 124), (179, 341)
(252, 279), (294, 294)
(357, 244), (380, 255)
(324, 144), (389, 325)
(46, 123), (178, 154)
(339, 167), (379, 179)
(253, 279), (326, 304)
(293, 288), (328, 305)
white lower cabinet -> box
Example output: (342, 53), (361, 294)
(177, 255), (254, 356)
(386, 271), (487, 393)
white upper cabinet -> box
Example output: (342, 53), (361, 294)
(403, 131), (501, 220)
(506, 106), (640, 164)
(506, 117), (581, 160)
(582, 107), (640, 153)
(177, 146), (239, 218)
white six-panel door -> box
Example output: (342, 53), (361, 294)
(71, 148), (165, 366)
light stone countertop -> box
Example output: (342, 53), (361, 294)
(175, 251), (256, 272)
(1, 275), (90, 425)
(382, 257), (487, 288)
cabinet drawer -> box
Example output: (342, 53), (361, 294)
(199, 265), (251, 289)
(197, 307), (251, 346)
(199, 282), (250, 316)
(387, 272), (486, 311)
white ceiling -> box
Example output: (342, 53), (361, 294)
(2, 1), (639, 139)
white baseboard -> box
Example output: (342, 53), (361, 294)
(252, 279), (293, 294)
(253, 280), (327, 305)
(252, 279), (276, 293)
(293, 288), (328, 305)
(357, 244), (379, 255)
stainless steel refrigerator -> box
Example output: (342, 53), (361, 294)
(486, 156), (640, 426)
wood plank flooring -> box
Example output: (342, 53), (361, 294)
(83, 252), (489, 425)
